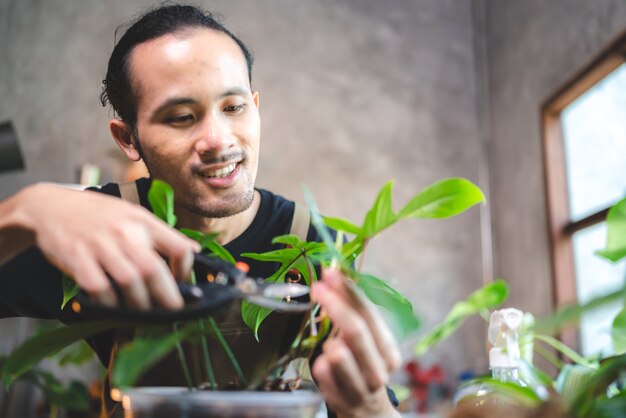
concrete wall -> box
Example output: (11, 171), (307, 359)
(0, 1), (488, 407)
(4, 0), (626, 414)
(484, 0), (626, 316)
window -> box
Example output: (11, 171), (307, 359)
(543, 33), (626, 357)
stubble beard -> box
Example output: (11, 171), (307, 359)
(180, 186), (255, 218)
(133, 135), (255, 219)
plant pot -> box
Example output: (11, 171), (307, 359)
(120, 387), (323, 418)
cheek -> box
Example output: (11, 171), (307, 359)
(140, 132), (187, 160)
(243, 120), (261, 153)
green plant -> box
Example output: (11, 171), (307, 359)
(1, 324), (102, 418)
(414, 196), (626, 417)
(1, 177), (485, 396)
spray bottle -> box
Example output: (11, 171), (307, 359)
(487, 308), (526, 384)
(454, 308), (526, 405)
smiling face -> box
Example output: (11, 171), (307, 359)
(115, 28), (260, 219)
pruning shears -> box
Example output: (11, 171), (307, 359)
(71, 253), (312, 323)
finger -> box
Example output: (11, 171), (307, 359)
(118, 230), (184, 310)
(142, 213), (201, 259)
(95, 244), (151, 310)
(312, 280), (388, 391)
(168, 247), (195, 283)
(311, 355), (352, 414)
(123, 278), (151, 310)
(145, 258), (184, 310)
(130, 248), (183, 310)
(323, 339), (369, 406)
(69, 246), (118, 307)
(323, 268), (402, 371)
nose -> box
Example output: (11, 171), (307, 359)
(193, 115), (233, 155)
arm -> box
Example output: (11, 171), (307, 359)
(0, 183), (199, 310)
(311, 268), (402, 418)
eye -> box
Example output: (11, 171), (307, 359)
(223, 104), (245, 113)
(166, 114), (194, 124)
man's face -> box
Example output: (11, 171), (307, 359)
(128, 28), (260, 218)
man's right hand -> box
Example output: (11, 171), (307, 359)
(0, 183), (200, 310)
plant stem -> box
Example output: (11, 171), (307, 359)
(356, 237), (370, 272)
(173, 323), (194, 390)
(248, 302), (319, 390)
(208, 316), (246, 385)
(198, 320), (216, 390)
(534, 344), (564, 370)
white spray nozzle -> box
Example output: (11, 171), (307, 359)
(488, 308), (523, 368)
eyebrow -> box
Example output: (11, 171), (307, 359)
(152, 98), (197, 116)
(152, 88), (252, 116)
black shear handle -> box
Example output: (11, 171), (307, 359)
(68, 255), (247, 323)
(70, 281), (237, 324)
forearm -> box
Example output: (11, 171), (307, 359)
(0, 184), (38, 265)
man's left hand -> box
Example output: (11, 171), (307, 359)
(311, 268), (402, 418)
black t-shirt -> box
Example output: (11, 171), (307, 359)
(0, 179), (397, 416)
(0, 179), (317, 380)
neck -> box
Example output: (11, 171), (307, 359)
(175, 190), (261, 245)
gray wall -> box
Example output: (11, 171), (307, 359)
(0, 0), (487, 389)
(484, 0), (626, 316)
(6, 0), (625, 413)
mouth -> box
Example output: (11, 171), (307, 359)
(200, 163), (237, 179)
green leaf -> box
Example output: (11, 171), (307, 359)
(519, 313), (536, 365)
(534, 334), (598, 369)
(16, 367), (89, 411)
(2, 321), (120, 389)
(596, 197), (626, 262)
(56, 340), (96, 366)
(272, 234), (306, 247)
(586, 390), (626, 418)
(179, 228), (206, 242)
(555, 363), (597, 407)
(241, 300), (274, 341)
(61, 274), (78, 309)
(414, 280), (508, 356)
(612, 307), (626, 354)
(398, 177), (485, 220)
(291, 255), (318, 287)
(180, 228), (236, 265)
(341, 238), (365, 264)
(112, 325), (196, 388)
(518, 358), (553, 390)
(241, 232), (329, 334)
(535, 287), (626, 334)
(40, 374), (89, 411)
(147, 179), (177, 227)
(302, 185), (345, 265)
(323, 216), (362, 236)
(570, 354), (626, 417)
(469, 377), (542, 407)
(356, 273), (420, 338)
(362, 181), (397, 236)
(464, 279), (508, 310)
(201, 236), (236, 265)
(242, 248), (302, 263)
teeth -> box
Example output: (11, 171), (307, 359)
(204, 163), (236, 178)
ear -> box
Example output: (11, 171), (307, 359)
(252, 91), (260, 110)
(109, 119), (141, 161)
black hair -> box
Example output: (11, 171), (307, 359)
(99, 4), (254, 128)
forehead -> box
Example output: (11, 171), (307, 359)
(128, 28), (250, 106)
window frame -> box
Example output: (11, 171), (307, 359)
(542, 31), (626, 349)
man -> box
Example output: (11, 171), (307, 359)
(0, 5), (400, 417)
